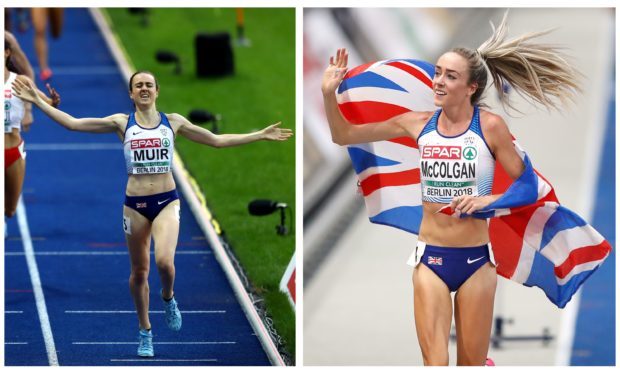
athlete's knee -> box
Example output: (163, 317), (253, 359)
(130, 266), (150, 284)
(422, 350), (449, 366)
(417, 328), (450, 366)
(155, 258), (175, 274)
(34, 26), (46, 36)
(457, 353), (486, 366)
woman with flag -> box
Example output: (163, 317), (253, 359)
(321, 13), (608, 366)
(11, 70), (292, 358)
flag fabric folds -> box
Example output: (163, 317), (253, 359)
(336, 59), (611, 308)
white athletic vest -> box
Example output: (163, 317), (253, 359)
(417, 106), (495, 204)
(123, 112), (175, 175)
(4, 72), (25, 133)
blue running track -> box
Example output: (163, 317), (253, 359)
(569, 67), (616, 366)
(5, 8), (270, 366)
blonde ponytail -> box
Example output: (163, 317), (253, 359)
(475, 11), (582, 112)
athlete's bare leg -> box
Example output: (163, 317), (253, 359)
(413, 264), (453, 366)
(48, 8), (63, 38)
(454, 263), (497, 366)
(5, 157), (25, 218)
(31, 8), (49, 73)
(124, 206), (152, 330)
(151, 200), (180, 300)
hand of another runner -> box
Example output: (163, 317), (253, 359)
(449, 195), (498, 217)
(46, 83), (61, 108)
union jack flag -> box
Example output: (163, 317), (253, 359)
(336, 59), (612, 308)
(136, 202), (147, 208)
(428, 256), (443, 266)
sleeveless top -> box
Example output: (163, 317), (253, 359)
(4, 72), (25, 133)
(417, 106), (495, 204)
(123, 112), (175, 175)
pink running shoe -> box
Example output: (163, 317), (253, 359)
(40, 68), (53, 81)
(485, 358), (495, 366)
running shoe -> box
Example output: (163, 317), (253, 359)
(137, 328), (154, 357)
(161, 289), (182, 331)
(485, 358), (495, 366)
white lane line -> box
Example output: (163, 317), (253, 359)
(6, 311), (24, 314)
(5, 342), (29, 345)
(110, 359), (218, 362)
(74, 341), (235, 345)
(6, 250), (211, 256)
(65, 310), (225, 314)
(26, 143), (122, 151)
(16, 198), (59, 366)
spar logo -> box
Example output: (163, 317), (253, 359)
(421, 145), (461, 160)
(131, 138), (161, 149)
(162, 138), (171, 147)
(463, 146), (477, 160)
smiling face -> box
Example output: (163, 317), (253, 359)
(129, 72), (159, 108)
(433, 52), (478, 108)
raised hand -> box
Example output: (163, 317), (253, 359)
(11, 75), (40, 103)
(262, 122), (293, 141)
(321, 48), (349, 95)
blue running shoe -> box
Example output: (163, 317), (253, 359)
(161, 289), (182, 331)
(137, 328), (154, 357)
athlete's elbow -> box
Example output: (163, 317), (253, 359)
(331, 133), (351, 146)
(209, 137), (225, 148)
(66, 121), (78, 131)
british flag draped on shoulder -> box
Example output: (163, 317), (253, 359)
(336, 58), (611, 308)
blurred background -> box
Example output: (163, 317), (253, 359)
(303, 8), (615, 366)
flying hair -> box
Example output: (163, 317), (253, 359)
(474, 11), (582, 113)
(450, 11), (582, 113)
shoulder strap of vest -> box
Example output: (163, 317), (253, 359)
(418, 109), (441, 140)
(159, 112), (173, 129)
(469, 106), (482, 136)
(123, 112), (136, 137)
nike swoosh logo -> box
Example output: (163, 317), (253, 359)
(467, 256), (485, 264)
(158, 198), (170, 205)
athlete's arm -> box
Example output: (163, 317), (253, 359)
(12, 75), (124, 134)
(450, 113), (525, 215)
(322, 48), (425, 145)
(171, 113), (292, 148)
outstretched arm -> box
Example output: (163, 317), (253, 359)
(172, 113), (292, 148)
(322, 48), (413, 145)
(12, 75), (123, 134)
